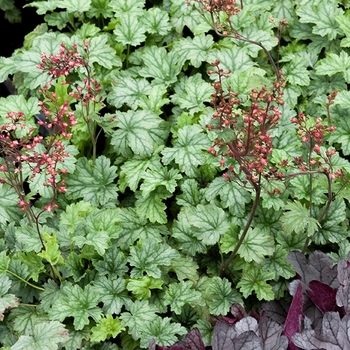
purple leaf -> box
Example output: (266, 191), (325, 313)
(230, 303), (247, 321)
(283, 280), (304, 350)
(178, 328), (206, 350)
(336, 279), (350, 315)
(212, 320), (236, 350)
(232, 331), (261, 350)
(292, 312), (350, 350)
(287, 251), (338, 287)
(259, 313), (288, 350)
(260, 299), (289, 324)
(235, 316), (258, 334)
(306, 280), (338, 314)
(337, 256), (350, 285)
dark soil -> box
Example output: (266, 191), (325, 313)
(0, 0), (43, 57)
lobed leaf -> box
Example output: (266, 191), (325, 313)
(111, 110), (169, 158)
(49, 284), (101, 330)
(66, 156), (119, 207)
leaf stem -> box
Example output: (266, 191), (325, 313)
(283, 170), (334, 253)
(6, 269), (45, 291)
(221, 180), (261, 274)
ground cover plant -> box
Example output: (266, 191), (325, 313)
(0, 0), (350, 348)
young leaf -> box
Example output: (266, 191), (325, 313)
(90, 314), (125, 343)
(73, 230), (110, 256)
(66, 156), (119, 207)
(37, 232), (64, 266)
(16, 252), (46, 282)
(170, 255), (199, 281)
(139, 85), (170, 114)
(128, 239), (179, 279)
(127, 276), (163, 300)
(59, 201), (93, 242)
(111, 110), (168, 158)
(164, 280), (204, 314)
(11, 321), (69, 350)
(49, 284), (101, 330)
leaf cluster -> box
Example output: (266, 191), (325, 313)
(0, 0), (350, 349)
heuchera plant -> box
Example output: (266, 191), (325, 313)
(0, 0), (350, 348)
(150, 250), (350, 349)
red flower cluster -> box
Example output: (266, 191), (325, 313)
(194, 0), (241, 16)
(207, 61), (284, 184)
(0, 111), (68, 211)
(37, 43), (86, 78)
(290, 113), (341, 178)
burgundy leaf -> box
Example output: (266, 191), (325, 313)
(230, 303), (247, 321)
(283, 280), (304, 350)
(306, 280), (338, 314)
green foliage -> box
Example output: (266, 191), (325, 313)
(0, 0), (350, 348)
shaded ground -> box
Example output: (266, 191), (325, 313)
(0, 0), (42, 57)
